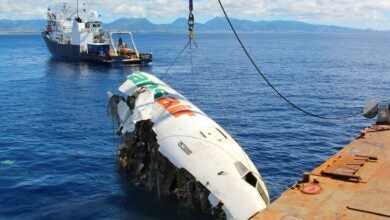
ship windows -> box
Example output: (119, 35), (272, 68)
(234, 161), (249, 176)
(86, 23), (101, 28)
(257, 182), (269, 205)
(244, 172), (270, 205)
(244, 172), (257, 187)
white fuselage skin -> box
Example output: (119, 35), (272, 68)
(114, 71), (270, 220)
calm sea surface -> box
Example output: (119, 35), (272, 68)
(0, 32), (389, 219)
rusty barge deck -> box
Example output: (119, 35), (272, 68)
(252, 124), (390, 219)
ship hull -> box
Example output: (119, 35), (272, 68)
(42, 32), (81, 61)
(42, 33), (152, 66)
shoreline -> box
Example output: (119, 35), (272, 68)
(0, 30), (386, 35)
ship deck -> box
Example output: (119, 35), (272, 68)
(252, 124), (390, 220)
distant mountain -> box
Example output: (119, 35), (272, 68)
(201, 17), (368, 32)
(158, 18), (189, 32)
(0, 17), (371, 34)
(104, 17), (203, 33)
(105, 18), (157, 32)
(106, 17), (370, 33)
(0, 19), (46, 33)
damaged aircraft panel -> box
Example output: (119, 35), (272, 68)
(108, 71), (270, 220)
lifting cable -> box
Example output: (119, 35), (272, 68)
(188, 0), (196, 100)
(192, 0), (238, 135)
(161, 0), (256, 168)
(164, 0), (198, 75)
(189, 0), (252, 167)
(217, 0), (362, 120)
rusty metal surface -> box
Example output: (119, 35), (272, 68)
(347, 163), (390, 217)
(252, 124), (390, 220)
(320, 155), (377, 182)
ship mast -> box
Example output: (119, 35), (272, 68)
(76, 0), (79, 18)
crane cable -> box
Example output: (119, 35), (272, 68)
(217, 0), (362, 120)
(187, 0), (237, 134)
(188, 0), (198, 49)
(188, 0), (195, 41)
(164, 0), (198, 75)
(161, 1), (249, 165)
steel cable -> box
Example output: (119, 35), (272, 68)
(217, 0), (362, 120)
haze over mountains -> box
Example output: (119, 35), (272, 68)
(0, 17), (372, 34)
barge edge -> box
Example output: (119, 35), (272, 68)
(252, 124), (390, 220)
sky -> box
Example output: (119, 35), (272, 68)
(0, 0), (390, 30)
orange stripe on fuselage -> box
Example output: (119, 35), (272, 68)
(157, 97), (195, 118)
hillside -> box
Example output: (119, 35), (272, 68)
(0, 17), (369, 34)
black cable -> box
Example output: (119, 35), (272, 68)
(217, 0), (362, 120)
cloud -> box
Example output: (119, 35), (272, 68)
(0, 0), (50, 20)
(0, 0), (389, 30)
(89, 0), (188, 21)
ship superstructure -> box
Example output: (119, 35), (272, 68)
(42, 3), (152, 66)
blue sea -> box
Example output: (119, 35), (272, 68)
(1, 32), (389, 219)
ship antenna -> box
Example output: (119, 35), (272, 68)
(77, 0), (79, 18)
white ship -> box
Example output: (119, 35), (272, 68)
(42, 3), (152, 66)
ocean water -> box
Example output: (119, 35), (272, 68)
(0, 32), (389, 219)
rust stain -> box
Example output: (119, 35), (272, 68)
(252, 124), (390, 220)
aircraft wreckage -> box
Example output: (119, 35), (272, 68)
(108, 71), (270, 219)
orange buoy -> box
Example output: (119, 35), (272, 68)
(120, 48), (132, 55)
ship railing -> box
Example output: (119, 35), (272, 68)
(108, 31), (139, 57)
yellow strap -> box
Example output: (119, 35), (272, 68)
(189, 30), (194, 40)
